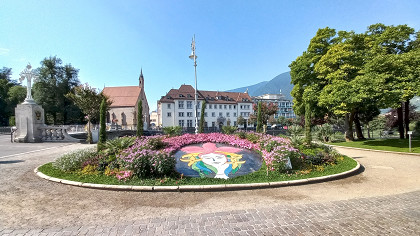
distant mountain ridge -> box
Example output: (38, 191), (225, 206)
(227, 71), (293, 100)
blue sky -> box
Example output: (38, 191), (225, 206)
(1, 0), (419, 111)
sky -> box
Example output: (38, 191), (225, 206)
(1, 0), (420, 111)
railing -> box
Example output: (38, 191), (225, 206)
(0, 126), (12, 135)
(39, 126), (81, 142)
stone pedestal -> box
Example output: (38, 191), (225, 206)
(15, 102), (45, 143)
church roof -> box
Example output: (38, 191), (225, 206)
(102, 86), (142, 107)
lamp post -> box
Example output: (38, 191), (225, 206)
(189, 35), (198, 134)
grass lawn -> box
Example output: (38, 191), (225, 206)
(38, 156), (357, 186)
(331, 138), (420, 153)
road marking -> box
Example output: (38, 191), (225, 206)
(0, 143), (75, 159)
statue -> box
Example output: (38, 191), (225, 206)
(19, 63), (38, 104)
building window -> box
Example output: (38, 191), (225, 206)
(212, 122), (215, 127)
(226, 112), (230, 117)
(219, 105), (222, 109)
(204, 112), (208, 117)
(187, 120), (193, 127)
(187, 112), (192, 117)
(167, 112), (171, 117)
(234, 121), (237, 126)
(219, 112), (223, 117)
(178, 101), (184, 109)
(204, 122), (208, 127)
(234, 105), (236, 109)
(234, 112), (237, 117)
(240, 105), (243, 109)
(179, 112), (184, 117)
(212, 112), (216, 117)
(224, 105), (227, 109)
(209, 104), (212, 109)
(187, 101), (193, 109)
(179, 120), (184, 127)
(167, 104), (171, 109)
(229, 105), (232, 109)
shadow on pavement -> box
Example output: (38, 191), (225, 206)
(0, 160), (25, 164)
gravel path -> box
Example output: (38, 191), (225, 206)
(0, 138), (419, 235)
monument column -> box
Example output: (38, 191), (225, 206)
(14, 64), (45, 143)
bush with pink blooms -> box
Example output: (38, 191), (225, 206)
(116, 132), (299, 179)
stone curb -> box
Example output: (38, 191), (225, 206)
(34, 160), (361, 192)
(328, 144), (420, 156)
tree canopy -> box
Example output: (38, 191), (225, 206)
(290, 23), (420, 141)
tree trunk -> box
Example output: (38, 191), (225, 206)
(366, 123), (371, 139)
(405, 100), (410, 139)
(354, 112), (365, 140)
(397, 103), (404, 139)
(304, 103), (312, 145)
(345, 112), (355, 141)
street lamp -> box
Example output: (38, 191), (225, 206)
(189, 35), (198, 134)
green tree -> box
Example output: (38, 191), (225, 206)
(251, 102), (278, 125)
(199, 100), (206, 133)
(66, 84), (111, 143)
(364, 24), (420, 139)
(237, 115), (245, 127)
(33, 56), (81, 124)
(136, 100), (143, 137)
(304, 103), (312, 144)
(98, 98), (107, 150)
(0, 67), (16, 125)
(289, 27), (338, 139)
(256, 102), (263, 133)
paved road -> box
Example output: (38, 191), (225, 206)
(0, 139), (419, 235)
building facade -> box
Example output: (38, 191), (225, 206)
(157, 85), (253, 129)
(102, 70), (150, 130)
(252, 93), (295, 119)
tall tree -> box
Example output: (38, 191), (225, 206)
(289, 27), (339, 139)
(364, 25), (420, 139)
(66, 84), (111, 143)
(199, 100), (206, 133)
(33, 56), (81, 124)
(0, 67), (16, 125)
(256, 102), (263, 133)
(98, 97), (107, 149)
(136, 100), (143, 137)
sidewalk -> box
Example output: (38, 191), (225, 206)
(0, 140), (419, 235)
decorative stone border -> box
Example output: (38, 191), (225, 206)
(34, 161), (360, 192)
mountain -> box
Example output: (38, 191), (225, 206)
(227, 71), (293, 100)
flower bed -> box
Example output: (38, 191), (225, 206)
(41, 132), (355, 185)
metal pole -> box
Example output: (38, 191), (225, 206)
(409, 134), (412, 152)
(191, 35), (198, 134)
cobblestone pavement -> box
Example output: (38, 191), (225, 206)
(1, 190), (419, 235)
(0, 139), (419, 235)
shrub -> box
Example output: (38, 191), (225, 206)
(222, 125), (237, 134)
(315, 124), (333, 142)
(53, 148), (97, 172)
(162, 126), (182, 137)
(118, 136), (176, 178)
(97, 136), (136, 170)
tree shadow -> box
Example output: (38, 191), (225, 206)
(357, 139), (418, 149)
(0, 160), (25, 164)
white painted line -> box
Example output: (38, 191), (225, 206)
(0, 143), (74, 159)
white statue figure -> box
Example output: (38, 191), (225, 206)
(19, 63), (38, 103)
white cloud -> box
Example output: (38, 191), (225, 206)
(0, 48), (10, 55)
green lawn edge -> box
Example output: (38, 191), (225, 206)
(37, 156), (358, 187)
(330, 138), (420, 153)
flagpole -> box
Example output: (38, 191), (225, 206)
(189, 35), (198, 134)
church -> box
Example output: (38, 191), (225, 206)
(102, 69), (150, 130)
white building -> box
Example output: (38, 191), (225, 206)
(157, 85), (254, 129)
(252, 93), (295, 119)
